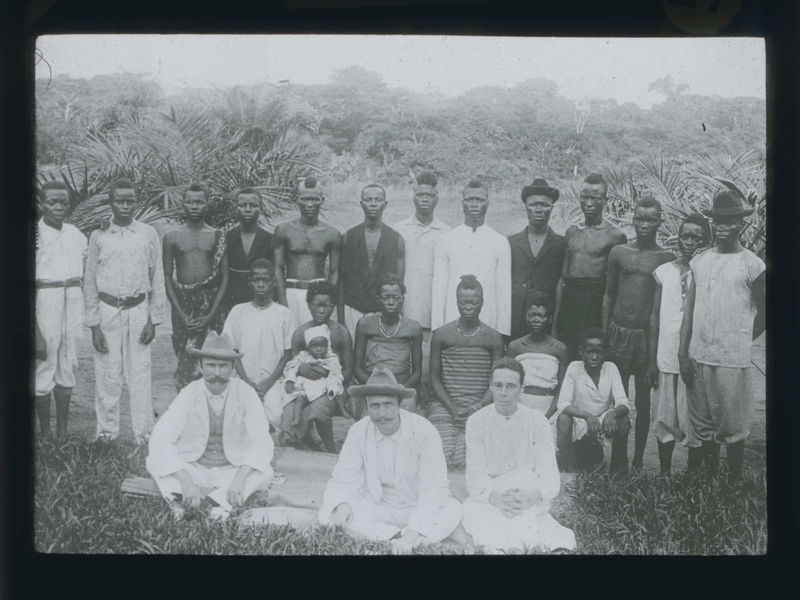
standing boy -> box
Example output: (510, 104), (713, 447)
(223, 259), (297, 406)
(83, 179), (166, 443)
(602, 196), (675, 470)
(647, 213), (710, 475)
(679, 191), (765, 481)
(163, 184), (229, 390)
(34, 181), (88, 438)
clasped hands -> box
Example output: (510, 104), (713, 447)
(489, 488), (542, 519)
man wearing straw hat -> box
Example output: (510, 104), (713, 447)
(678, 190), (765, 481)
(146, 331), (274, 521)
(318, 367), (464, 554)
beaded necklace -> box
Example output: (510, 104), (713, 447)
(379, 314), (402, 338)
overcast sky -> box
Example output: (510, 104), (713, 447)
(35, 35), (765, 109)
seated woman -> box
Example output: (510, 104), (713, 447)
(506, 291), (569, 423)
(352, 274), (423, 417)
(264, 281), (352, 453)
(427, 275), (504, 468)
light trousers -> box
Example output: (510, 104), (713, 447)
(147, 460), (273, 512)
(331, 495), (463, 544)
(462, 469), (576, 552)
(93, 301), (154, 442)
(35, 287), (83, 395)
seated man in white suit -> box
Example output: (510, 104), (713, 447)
(146, 332), (274, 521)
(318, 367), (464, 554)
(462, 357), (576, 553)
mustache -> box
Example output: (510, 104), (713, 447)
(207, 376), (229, 383)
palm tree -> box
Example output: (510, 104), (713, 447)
(38, 96), (322, 235)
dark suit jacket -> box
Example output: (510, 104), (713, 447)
(508, 226), (566, 340)
(224, 225), (274, 310)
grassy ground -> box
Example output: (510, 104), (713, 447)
(34, 191), (767, 554)
(34, 434), (766, 555)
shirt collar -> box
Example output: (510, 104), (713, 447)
(38, 218), (63, 234)
(409, 214), (446, 230)
(107, 219), (140, 234)
(493, 405), (522, 421)
(460, 222), (487, 233)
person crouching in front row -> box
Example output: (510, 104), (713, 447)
(556, 327), (631, 475)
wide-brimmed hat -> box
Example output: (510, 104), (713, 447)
(702, 190), (754, 218)
(348, 367), (416, 399)
(188, 331), (243, 360)
(521, 178), (560, 203)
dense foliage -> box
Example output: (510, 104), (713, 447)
(35, 69), (766, 258)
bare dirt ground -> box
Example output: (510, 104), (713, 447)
(58, 324), (766, 474)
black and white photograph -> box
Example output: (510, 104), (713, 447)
(31, 33), (767, 555)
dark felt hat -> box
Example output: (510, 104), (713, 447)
(188, 331), (243, 360)
(348, 367), (416, 400)
(521, 178), (560, 202)
(702, 190), (754, 217)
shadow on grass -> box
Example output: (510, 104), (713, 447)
(34, 437), (766, 555)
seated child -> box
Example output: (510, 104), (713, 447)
(279, 325), (344, 445)
(555, 327), (631, 474)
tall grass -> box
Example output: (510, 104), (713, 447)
(35, 437), (766, 555)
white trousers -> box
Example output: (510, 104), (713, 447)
(286, 286), (314, 327)
(94, 301), (154, 442)
(343, 306), (375, 336)
(147, 460), (273, 512)
(322, 495), (463, 544)
(35, 287), (83, 395)
(462, 469), (576, 552)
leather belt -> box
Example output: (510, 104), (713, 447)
(285, 279), (323, 290)
(98, 292), (146, 310)
(36, 277), (82, 289)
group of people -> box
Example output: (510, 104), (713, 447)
(34, 168), (764, 552)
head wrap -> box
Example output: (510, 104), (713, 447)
(304, 324), (331, 346)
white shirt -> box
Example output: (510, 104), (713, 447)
(83, 219), (166, 327)
(223, 302), (297, 383)
(556, 361), (629, 417)
(465, 404), (561, 503)
(689, 248), (765, 368)
(319, 410), (453, 538)
(36, 219), (87, 282)
(393, 214), (451, 328)
(431, 223), (512, 335)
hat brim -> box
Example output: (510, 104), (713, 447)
(701, 207), (755, 217)
(188, 348), (243, 360)
(521, 186), (560, 202)
(347, 383), (416, 399)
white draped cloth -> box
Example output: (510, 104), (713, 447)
(462, 404), (576, 552)
(431, 224), (512, 335)
(318, 410), (462, 543)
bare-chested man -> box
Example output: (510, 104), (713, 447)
(273, 176), (342, 326)
(339, 184), (405, 333)
(602, 197), (675, 470)
(552, 173), (627, 360)
(163, 183), (229, 390)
